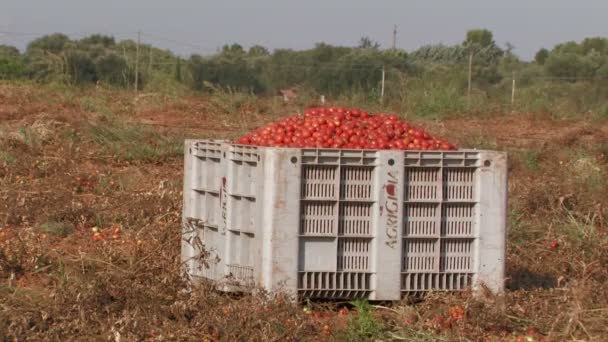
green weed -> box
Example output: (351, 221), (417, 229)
(522, 149), (540, 171)
(204, 82), (258, 114)
(79, 96), (99, 112)
(566, 150), (605, 193)
(18, 127), (38, 147)
(94, 173), (134, 194)
(94, 213), (107, 229)
(0, 150), (16, 164)
(337, 300), (383, 341)
(556, 209), (607, 262)
(89, 120), (182, 162)
(37, 221), (74, 238)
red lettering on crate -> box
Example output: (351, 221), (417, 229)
(384, 171), (399, 249)
(220, 177), (227, 234)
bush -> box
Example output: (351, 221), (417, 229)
(95, 53), (130, 87)
(545, 53), (600, 79)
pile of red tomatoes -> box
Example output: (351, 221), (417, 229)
(235, 106), (457, 150)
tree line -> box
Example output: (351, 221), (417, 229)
(1, 30), (607, 96)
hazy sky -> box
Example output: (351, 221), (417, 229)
(1, 0), (607, 60)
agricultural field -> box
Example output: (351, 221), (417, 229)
(1, 82), (607, 341)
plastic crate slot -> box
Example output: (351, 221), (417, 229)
(337, 239), (370, 271)
(441, 273), (473, 290)
(302, 165), (337, 199)
(300, 201), (336, 235)
(339, 202), (372, 236)
(403, 203), (439, 236)
(401, 273), (473, 292)
(442, 203), (475, 237)
(404, 168), (440, 201)
(402, 239), (437, 272)
(440, 239), (473, 272)
(340, 166), (373, 200)
(443, 168), (475, 201)
(298, 272), (371, 292)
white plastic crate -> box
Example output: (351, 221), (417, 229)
(182, 140), (507, 300)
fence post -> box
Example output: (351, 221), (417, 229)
(511, 71), (516, 109)
(380, 66), (385, 102)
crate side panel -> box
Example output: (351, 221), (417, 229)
(404, 167), (441, 201)
(403, 203), (440, 237)
(298, 238), (337, 272)
(340, 166), (374, 200)
(301, 165), (338, 200)
(337, 238), (371, 272)
(339, 202), (373, 237)
(300, 201), (336, 236)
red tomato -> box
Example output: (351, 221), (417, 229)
(235, 106), (456, 151)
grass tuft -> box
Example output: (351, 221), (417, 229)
(37, 221), (74, 238)
(337, 300), (384, 340)
(89, 120), (183, 162)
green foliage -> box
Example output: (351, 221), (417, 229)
(189, 54), (264, 93)
(499, 54), (524, 75)
(79, 34), (115, 48)
(0, 151), (16, 164)
(358, 36), (380, 50)
(512, 79), (608, 117)
(4, 30), (608, 114)
(38, 221), (74, 238)
(94, 53), (131, 87)
(460, 29), (504, 85)
(187, 41), (410, 96)
(545, 37), (608, 80)
(17, 33), (183, 88)
(66, 50), (97, 85)
(553, 37), (608, 56)
(337, 300), (383, 341)
(18, 127), (39, 147)
(248, 45), (269, 57)
(175, 57), (182, 82)
(0, 45), (20, 57)
(409, 44), (466, 64)
(0, 46), (25, 80)
(89, 119), (183, 162)
(27, 33), (71, 54)
(580, 37), (608, 55)
(204, 82), (257, 114)
(144, 70), (188, 95)
(410, 30), (503, 85)
(465, 29), (495, 48)
(521, 150), (540, 171)
(24, 48), (67, 82)
(79, 95), (114, 114)
(402, 77), (469, 118)
(545, 53), (600, 79)
(535, 48), (549, 65)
